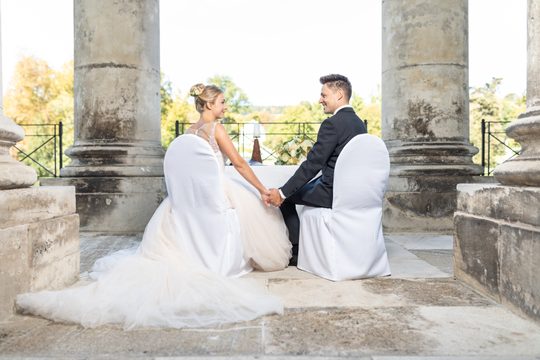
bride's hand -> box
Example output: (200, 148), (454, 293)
(260, 188), (271, 207)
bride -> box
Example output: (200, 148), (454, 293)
(16, 84), (291, 330)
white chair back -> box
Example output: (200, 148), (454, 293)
(160, 134), (251, 277)
(298, 134), (391, 280)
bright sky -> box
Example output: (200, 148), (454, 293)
(1, 0), (527, 106)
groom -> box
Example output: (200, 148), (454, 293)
(267, 74), (367, 265)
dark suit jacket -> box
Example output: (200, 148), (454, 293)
(280, 107), (366, 208)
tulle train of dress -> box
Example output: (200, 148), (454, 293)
(16, 197), (283, 330)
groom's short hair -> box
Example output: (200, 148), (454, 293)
(320, 74), (352, 101)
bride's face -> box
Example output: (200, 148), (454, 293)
(209, 93), (227, 119)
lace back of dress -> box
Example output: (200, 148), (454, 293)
(187, 122), (221, 154)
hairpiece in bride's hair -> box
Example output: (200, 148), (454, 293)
(189, 83), (205, 97)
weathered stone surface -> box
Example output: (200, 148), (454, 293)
(381, 0), (481, 233)
(453, 214), (500, 299)
(0, 316), (263, 358)
(0, 187), (78, 321)
(265, 307), (437, 356)
(0, 224), (30, 320)
(2, 234), (540, 358)
(41, 177), (166, 233)
(0, 115), (37, 189)
(0, 186), (76, 229)
(268, 278), (493, 309)
(455, 184), (540, 323)
(383, 191), (456, 233)
(62, 0), (163, 177)
(499, 224), (540, 322)
(28, 214), (80, 291)
(457, 184), (540, 227)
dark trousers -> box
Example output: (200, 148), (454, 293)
(279, 177), (332, 258)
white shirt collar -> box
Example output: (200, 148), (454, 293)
(333, 104), (353, 115)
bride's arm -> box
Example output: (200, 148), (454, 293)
(214, 123), (268, 197)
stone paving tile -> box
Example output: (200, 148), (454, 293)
(360, 279), (494, 307)
(416, 306), (540, 356)
(385, 234), (454, 250)
(263, 306), (540, 357)
(263, 307), (437, 357)
(80, 234), (140, 273)
(0, 315), (265, 358)
(269, 278), (494, 309)
(385, 241), (449, 278)
(409, 250), (454, 275)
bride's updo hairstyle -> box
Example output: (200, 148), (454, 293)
(189, 83), (223, 113)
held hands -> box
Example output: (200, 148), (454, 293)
(267, 188), (284, 207)
(260, 188), (284, 207)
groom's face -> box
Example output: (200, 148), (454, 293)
(319, 84), (339, 114)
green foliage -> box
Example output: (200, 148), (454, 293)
(469, 78), (525, 171)
(208, 75), (251, 124)
(4, 57), (74, 177)
(262, 101), (324, 162)
(160, 76), (198, 148)
(352, 93), (382, 137)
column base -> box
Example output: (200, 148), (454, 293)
(383, 175), (492, 233)
(41, 176), (166, 233)
(0, 186), (79, 321)
(454, 183), (540, 323)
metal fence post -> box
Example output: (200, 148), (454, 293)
(481, 119), (485, 175)
(59, 121), (63, 172)
(175, 120), (180, 138)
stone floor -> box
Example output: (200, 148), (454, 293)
(1, 233), (539, 360)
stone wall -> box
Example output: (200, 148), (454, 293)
(0, 187), (79, 320)
(454, 184), (540, 322)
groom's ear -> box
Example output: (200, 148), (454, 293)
(336, 88), (345, 101)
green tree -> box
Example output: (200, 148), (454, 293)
(469, 78), (525, 171)
(262, 101), (325, 164)
(4, 57), (74, 177)
(207, 75), (251, 123)
(351, 92), (382, 137)
(160, 76), (197, 148)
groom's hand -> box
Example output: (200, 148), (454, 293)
(268, 188), (284, 207)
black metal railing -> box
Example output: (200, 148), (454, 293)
(481, 119), (521, 176)
(14, 122), (63, 177)
(15, 118), (522, 176)
(174, 120), (369, 164)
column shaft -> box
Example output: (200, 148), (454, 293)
(62, 0), (163, 177)
(382, 0), (481, 232)
(44, 0), (166, 233)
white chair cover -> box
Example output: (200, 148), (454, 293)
(163, 134), (251, 277)
(297, 134), (391, 281)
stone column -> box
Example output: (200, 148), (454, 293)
(494, 0), (540, 186)
(43, 0), (166, 232)
(454, 0), (540, 323)
(0, 5), (78, 321)
(382, 0), (481, 233)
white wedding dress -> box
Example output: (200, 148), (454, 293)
(186, 121), (291, 271)
(16, 122), (291, 330)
